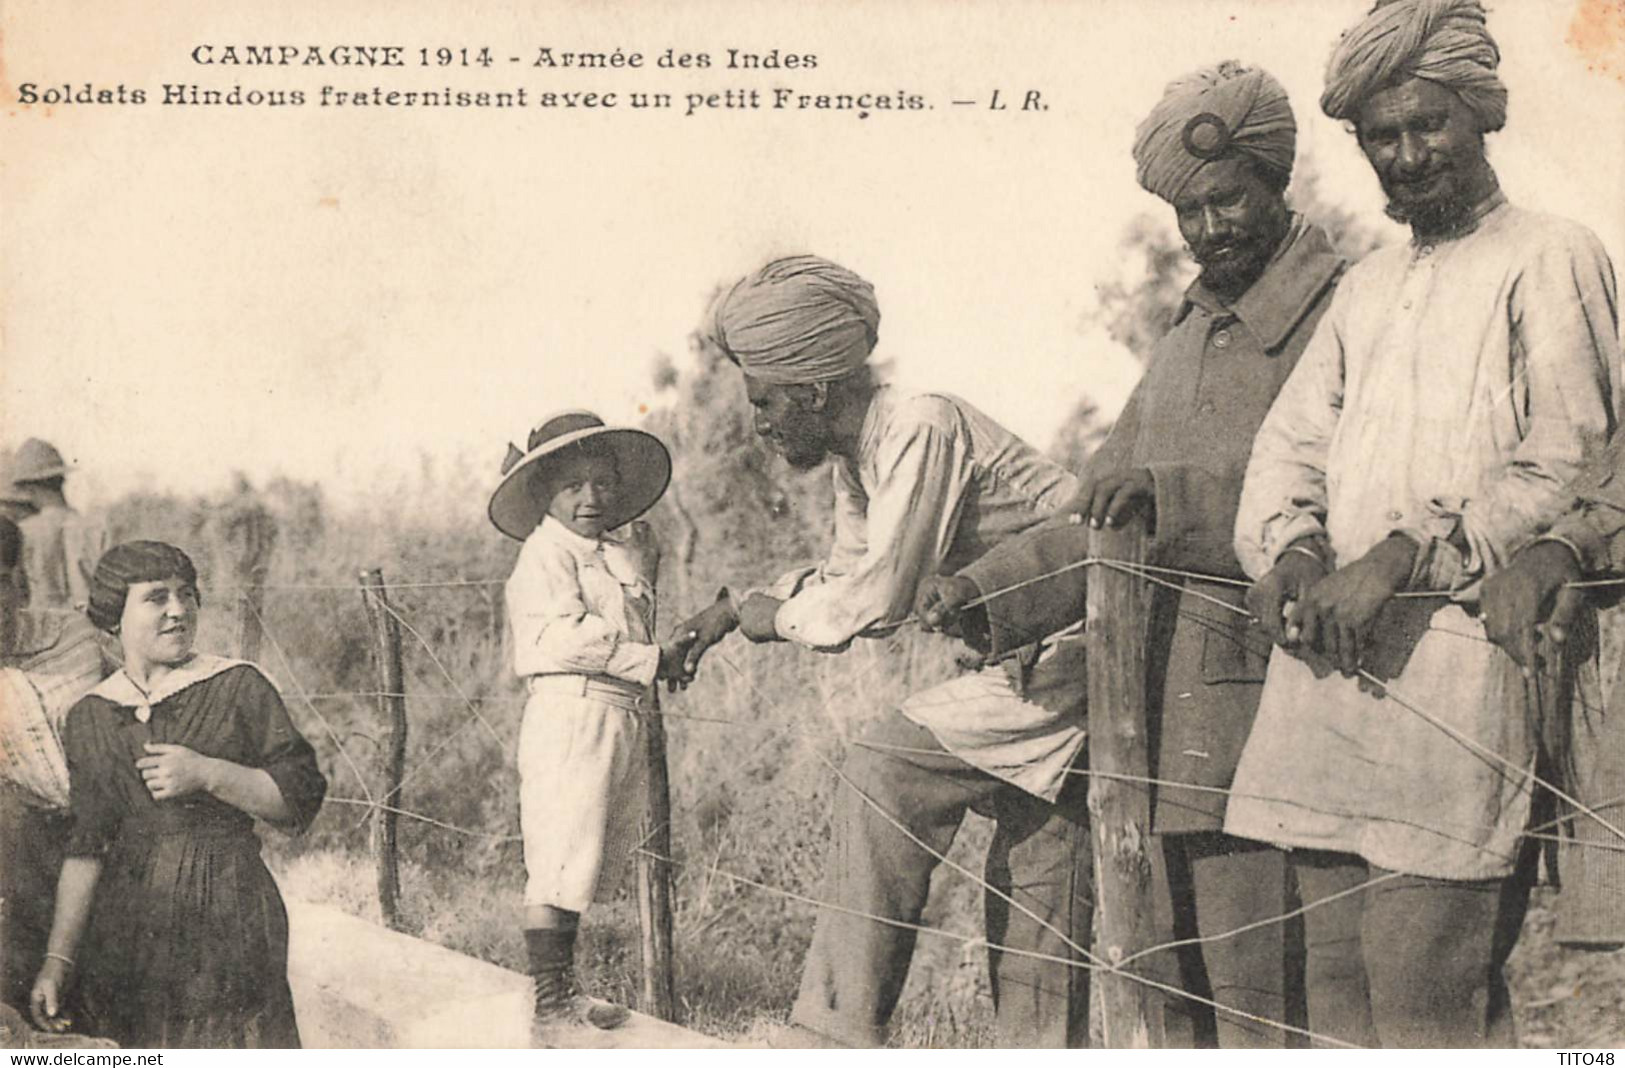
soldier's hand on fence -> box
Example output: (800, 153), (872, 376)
(1289, 534), (1416, 677)
(1480, 539), (1584, 676)
(1247, 546), (1327, 648)
(1066, 467), (1156, 531)
(737, 593), (783, 643)
(137, 743), (218, 801)
(914, 575), (975, 631)
(914, 575), (990, 649)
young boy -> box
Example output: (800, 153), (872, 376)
(488, 411), (691, 1042)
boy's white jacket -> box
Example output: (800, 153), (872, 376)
(505, 517), (661, 688)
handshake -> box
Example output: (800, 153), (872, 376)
(654, 587), (786, 690)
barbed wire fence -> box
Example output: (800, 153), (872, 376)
(215, 529), (1625, 1049)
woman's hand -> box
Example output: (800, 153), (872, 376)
(30, 958), (71, 1032)
(137, 742), (218, 800)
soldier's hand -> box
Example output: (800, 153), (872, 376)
(1289, 535), (1415, 676)
(1246, 547), (1328, 648)
(1481, 540), (1583, 676)
(657, 633), (698, 691)
(1066, 468), (1156, 531)
(914, 575), (979, 633)
(915, 575), (990, 650)
(677, 592), (739, 676)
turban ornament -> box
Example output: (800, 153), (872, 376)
(1132, 60), (1297, 203)
(1321, 0), (1507, 131)
(708, 255), (880, 386)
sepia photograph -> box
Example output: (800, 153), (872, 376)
(2, 0), (1623, 1052)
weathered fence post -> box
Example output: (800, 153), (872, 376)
(237, 585), (266, 662)
(638, 691), (678, 1021)
(359, 568), (407, 931)
(628, 525), (677, 1022)
(220, 493), (276, 661)
(1085, 520), (1164, 1047)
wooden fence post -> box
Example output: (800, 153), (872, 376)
(630, 527), (677, 1022)
(359, 568), (407, 931)
(237, 585), (265, 662)
(638, 692), (678, 1021)
(221, 496), (276, 662)
(1085, 521), (1164, 1047)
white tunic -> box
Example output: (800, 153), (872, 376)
(1229, 197), (1620, 879)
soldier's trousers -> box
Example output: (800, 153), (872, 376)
(790, 710), (1093, 1047)
(1291, 847), (1534, 1048)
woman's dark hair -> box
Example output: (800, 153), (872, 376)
(87, 541), (201, 633)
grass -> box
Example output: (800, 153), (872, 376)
(267, 623), (1000, 1045)
(105, 457), (1625, 1050)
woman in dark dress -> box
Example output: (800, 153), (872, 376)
(29, 542), (326, 1048)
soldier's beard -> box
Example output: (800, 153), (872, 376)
(1193, 215), (1289, 302)
(1381, 162), (1488, 236)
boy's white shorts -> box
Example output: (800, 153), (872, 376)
(518, 676), (650, 913)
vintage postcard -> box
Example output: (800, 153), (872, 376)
(2, 0), (1623, 1054)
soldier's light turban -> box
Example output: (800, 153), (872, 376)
(1321, 0), (1507, 132)
(1132, 61), (1297, 203)
(709, 255), (879, 386)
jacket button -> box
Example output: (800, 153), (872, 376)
(1386, 509), (1403, 522)
(1212, 329), (1231, 349)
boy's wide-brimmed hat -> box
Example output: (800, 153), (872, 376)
(488, 411), (671, 541)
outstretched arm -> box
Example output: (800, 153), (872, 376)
(774, 409), (975, 649)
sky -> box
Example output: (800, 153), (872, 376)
(4, 0), (1623, 511)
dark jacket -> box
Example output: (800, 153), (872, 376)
(961, 217), (1347, 833)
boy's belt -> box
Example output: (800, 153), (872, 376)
(527, 673), (647, 711)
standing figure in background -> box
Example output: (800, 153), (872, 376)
(918, 60), (1346, 1046)
(30, 541), (327, 1047)
(1230, 0), (1619, 1046)
(0, 474), (38, 527)
(0, 518), (113, 1021)
(1481, 431), (1625, 951)
(677, 255), (1093, 1048)
(489, 411), (694, 1045)
(12, 440), (106, 611)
